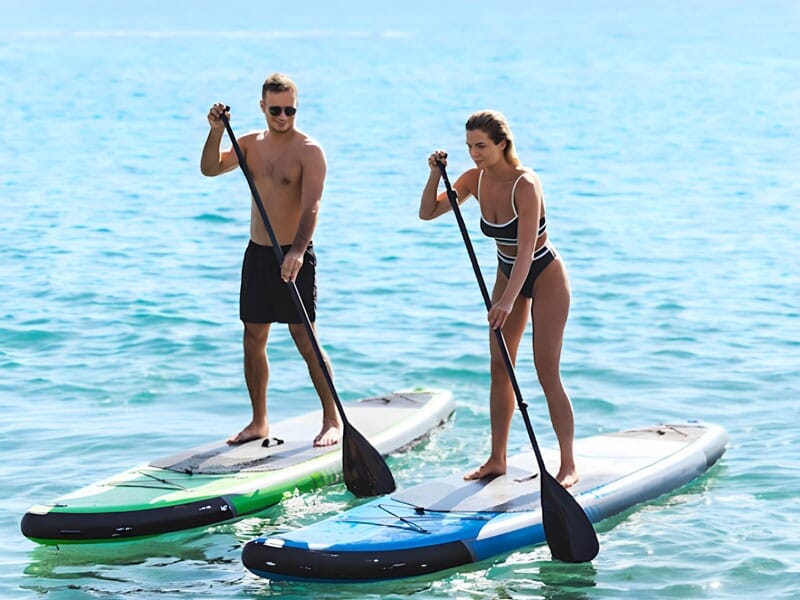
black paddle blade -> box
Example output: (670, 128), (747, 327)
(540, 471), (599, 562)
(341, 424), (396, 498)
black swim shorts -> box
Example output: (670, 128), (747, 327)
(239, 240), (317, 324)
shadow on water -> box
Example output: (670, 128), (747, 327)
(240, 561), (596, 600)
(19, 530), (244, 598)
(474, 550), (598, 600)
(20, 529), (247, 597)
(22, 529), (235, 571)
(534, 560), (598, 599)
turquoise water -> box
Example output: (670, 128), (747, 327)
(2, 0), (799, 597)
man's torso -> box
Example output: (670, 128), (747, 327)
(245, 130), (307, 246)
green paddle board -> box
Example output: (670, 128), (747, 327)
(21, 389), (455, 544)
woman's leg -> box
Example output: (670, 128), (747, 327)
(531, 260), (577, 487)
(465, 270), (531, 480)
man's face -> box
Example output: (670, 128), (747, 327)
(261, 90), (297, 133)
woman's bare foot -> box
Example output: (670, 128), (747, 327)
(313, 419), (342, 447)
(556, 467), (579, 488)
(464, 458), (506, 481)
(226, 421), (268, 445)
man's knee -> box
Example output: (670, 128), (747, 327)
(288, 324), (315, 357)
(244, 323), (269, 348)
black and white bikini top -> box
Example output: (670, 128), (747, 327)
(477, 170), (546, 246)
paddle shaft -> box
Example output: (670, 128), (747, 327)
(219, 111), (353, 428)
(436, 162), (549, 471)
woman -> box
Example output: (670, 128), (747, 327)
(419, 110), (578, 487)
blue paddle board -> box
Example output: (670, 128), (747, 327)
(242, 422), (728, 581)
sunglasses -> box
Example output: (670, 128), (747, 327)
(267, 105), (297, 117)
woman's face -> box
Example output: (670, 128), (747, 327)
(466, 128), (505, 169)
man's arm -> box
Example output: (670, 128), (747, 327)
(281, 141), (327, 282)
(200, 103), (240, 176)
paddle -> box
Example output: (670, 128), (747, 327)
(436, 161), (599, 562)
(218, 108), (396, 498)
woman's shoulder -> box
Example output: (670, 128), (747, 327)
(513, 168), (544, 198)
(516, 166), (539, 181)
(462, 166), (481, 178)
(458, 166), (482, 187)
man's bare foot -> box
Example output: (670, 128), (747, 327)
(556, 467), (579, 488)
(313, 420), (341, 447)
(226, 421), (268, 445)
(464, 458), (506, 481)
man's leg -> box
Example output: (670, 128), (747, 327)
(288, 323), (342, 447)
(227, 321), (271, 444)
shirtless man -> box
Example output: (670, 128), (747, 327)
(201, 73), (341, 447)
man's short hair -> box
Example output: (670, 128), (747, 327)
(262, 73), (297, 98)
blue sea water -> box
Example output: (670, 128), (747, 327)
(1, 0), (799, 597)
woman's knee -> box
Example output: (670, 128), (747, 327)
(534, 356), (563, 389)
(489, 354), (507, 376)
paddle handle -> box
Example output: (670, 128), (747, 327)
(436, 162), (548, 471)
(220, 111), (351, 427)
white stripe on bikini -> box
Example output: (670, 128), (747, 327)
(497, 242), (555, 265)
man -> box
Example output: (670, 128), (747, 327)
(201, 73), (341, 447)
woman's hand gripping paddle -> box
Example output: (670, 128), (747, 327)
(436, 161), (598, 562)
(219, 108), (395, 498)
